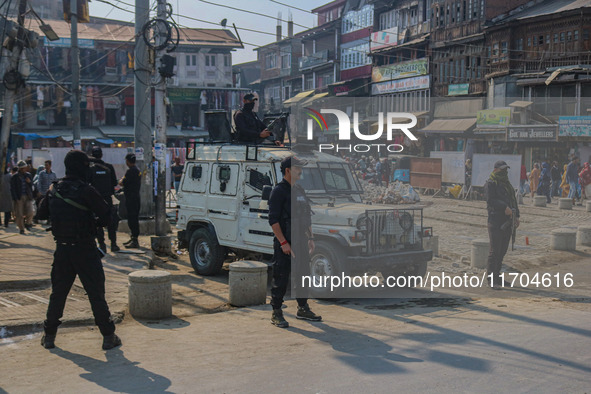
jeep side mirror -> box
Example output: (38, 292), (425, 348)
(262, 185), (272, 201)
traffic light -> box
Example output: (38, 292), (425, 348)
(63, 0), (90, 23)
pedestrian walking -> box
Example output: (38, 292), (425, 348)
(268, 156), (321, 328)
(537, 162), (552, 203)
(520, 164), (528, 196)
(88, 147), (120, 252)
(375, 159), (383, 186)
(566, 157), (581, 204)
(36, 150), (121, 350)
(119, 153), (141, 249)
(550, 161), (561, 197)
(0, 168), (13, 227)
(382, 158), (391, 187)
(560, 164), (570, 197)
(36, 161), (57, 197)
(529, 163), (540, 199)
(10, 160), (34, 234)
(578, 162), (591, 200)
(171, 157), (184, 191)
(484, 160), (520, 288)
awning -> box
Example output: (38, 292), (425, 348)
(299, 92), (329, 107)
(283, 90), (315, 105)
(14, 129), (103, 141)
(509, 100), (533, 108)
(17, 132), (61, 141)
(419, 118), (477, 134)
(96, 138), (115, 145)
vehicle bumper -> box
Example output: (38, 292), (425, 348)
(346, 249), (432, 271)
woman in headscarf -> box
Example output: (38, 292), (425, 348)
(560, 164), (570, 197)
(578, 162), (591, 200)
(529, 163), (540, 199)
(537, 162), (552, 203)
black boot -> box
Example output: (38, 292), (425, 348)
(296, 304), (322, 321)
(124, 237), (139, 249)
(123, 238), (134, 246)
(41, 334), (56, 349)
(271, 309), (289, 328)
(111, 243), (120, 252)
(102, 334), (122, 350)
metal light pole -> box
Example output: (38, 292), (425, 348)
(70, 0), (81, 149)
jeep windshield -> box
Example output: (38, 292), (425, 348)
(297, 162), (363, 195)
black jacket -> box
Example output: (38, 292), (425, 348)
(234, 108), (266, 143)
(268, 180), (312, 244)
(122, 166), (141, 196)
(484, 178), (520, 225)
(10, 172), (33, 201)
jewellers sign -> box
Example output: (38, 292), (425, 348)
(372, 58), (428, 83)
(506, 125), (557, 141)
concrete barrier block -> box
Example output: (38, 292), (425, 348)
(576, 226), (591, 246)
(128, 270), (172, 319)
(229, 261), (268, 307)
(533, 195), (547, 207)
(558, 198), (573, 210)
(586, 200), (591, 213)
(551, 229), (577, 251)
(471, 239), (489, 269)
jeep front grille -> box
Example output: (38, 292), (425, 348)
(363, 209), (423, 255)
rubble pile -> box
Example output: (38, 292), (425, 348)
(361, 180), (420, 204)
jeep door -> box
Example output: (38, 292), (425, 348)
(240, 163), (275, 249)
(209, 163), (239, 242)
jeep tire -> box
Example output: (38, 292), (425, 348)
(309, 240), (347, 297)
(189, 228), (225, 276)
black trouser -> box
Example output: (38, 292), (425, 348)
(125, 193), (140, 238)
(45, 241), (115, 336)
(97, 201), (119, 245)
(3, 211), (9, 226)
(270, 239), (309, 310)
(487, 221), (512, 283)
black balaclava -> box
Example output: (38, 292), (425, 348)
(64, 150), (90, 179)
(243, 102), (255, 111)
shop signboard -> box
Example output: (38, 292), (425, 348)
(559, 116), (591, 137)
(371, 75), (430, 95)
(477, 108), (511, 127)
(506, 125), (557, 141)
(448, 83), (469, 96)
(45, 37), (94, 48)
(371, 58), (428, 83)
(370, 27), (399, 51)
(168, 88), (201, 103)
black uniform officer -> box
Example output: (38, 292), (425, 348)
(37, 150), (121, 350)
(88, 146), (120, 252)
(119, 153), (141, 249)
(268, 156), (321, 328)
(234, 93), (271, 144)
(484, 160), (520, 287)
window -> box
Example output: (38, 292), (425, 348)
(533, 36), (538, 47)
(280, 52), (291, 69)
(224, 55), (230, 67)
(516, 38), (523, 51)
(340, 43), (371, 70)
(561, 32), (565, 42)
(554, 33), (559, 43)
(567, 31), (572, 41)
(546, 34), (550, 44)
(186, 55), (196, 66)
(575, 30), (579, 41)
(265, 52), (277, 69)
(539, 35), (544, 45)
(492, 42), (499, 56)
(205, 55), (215, 67)
(527, 37), (531, 47)
(584, 30), (590, 40)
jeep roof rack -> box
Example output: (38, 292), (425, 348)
(185, 141), (291, 162)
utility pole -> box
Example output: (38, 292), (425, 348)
(70, 0), (80, 149)
(135, 0), (154, 218)
(154, 0), (168, 236)
(0, 0), (27, 180)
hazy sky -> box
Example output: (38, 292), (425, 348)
(89, 0), (330, 65)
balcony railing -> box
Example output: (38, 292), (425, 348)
(299, 49), (330, 70)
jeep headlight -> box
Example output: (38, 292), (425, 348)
(398, 212), (413, 231)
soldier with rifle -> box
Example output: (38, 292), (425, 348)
(484, 160), (520, 288)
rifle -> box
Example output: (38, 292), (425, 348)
(500, 208), (517, 251)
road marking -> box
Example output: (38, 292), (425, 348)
(18, 292), (49, 304)
(0, 296), (21, 307)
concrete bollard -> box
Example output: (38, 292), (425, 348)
(533, 195), (547, 207)
(551, 229), (577, 251)
(558, 198), (573, 210)
(423, 235), (439, 257)
(128, 270), (172, 319)
(229, 261), (268, 307)
(576, 226), (591, 246)
(586, 200), (591, 213)
(517, 193), (524, 205)
(471, 239), (490, 269)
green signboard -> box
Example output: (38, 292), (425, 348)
(448, 83), (469, 96)
(168, 88), (202, 103)
(372, 58), (428, 83)
(477, 108), (511, 127)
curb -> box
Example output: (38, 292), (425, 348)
(0, 279), (51, 291)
